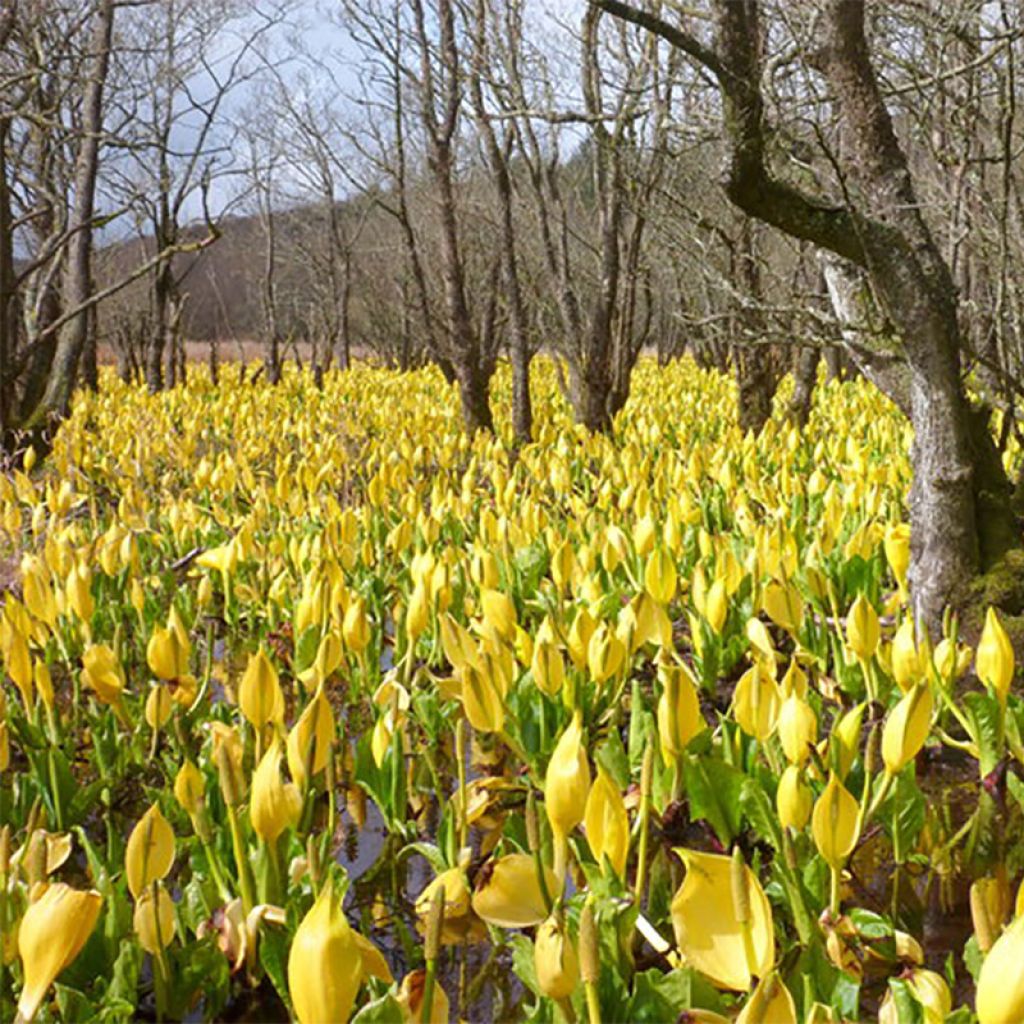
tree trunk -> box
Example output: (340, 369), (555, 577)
(148, 261), (172, 391)
(27, 0), (114, 425)
(788, 346), (819, 427)
(0, 117), (14, 431)
(735, 348), (775, 434)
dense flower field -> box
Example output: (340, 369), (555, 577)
(0, 359), (1021, 1023)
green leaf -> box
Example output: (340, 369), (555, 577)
(627, 968), (726, 1022)
(294, 624), (322, 674)
(888, 976), (923, 1024)
(400, 841), (448, 874)
(887, 767), (925, 864)
(683, 755), (745, 845)
(963, 934), (984, 982)
(351, 992), (404, 1024)
(596, 729), (631, 791)
(510, 933), (542, 999)
(739, 776), (783, 851)
(259, 922), (292, 1011)
(170, 935), (231, 1020)
(965, 691), (1002, 776)
(848, 908), (893, 942)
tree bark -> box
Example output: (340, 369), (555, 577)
(26, 0), (114, 425)
(411, 0), (493, 433)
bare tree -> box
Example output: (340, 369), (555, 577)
(595, 0), (1020, 628)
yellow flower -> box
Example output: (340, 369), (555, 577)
(733, 665), (780, 742)
(286, 685), (335, 789)
(415, 866), (472, 924)
(584, 766), (629, 878)
(811, 773), (858, 868)
(461, 662), (504, 734)
(250, 738), (301, 843)
(80, 644), (126, 704)
(545, 713), (590, 841)
(777, 764), (812, 831)
(471, 853), (558, 929)
(342, 595), (371, 652)
(705, 578), (728, 634)
(125, 804), (175, 899)
(238, 646), (284, 728)
(777, 693), (816, 765)
(881, 682), (933, 774)
(17, 883), (102, 1022)
(656, 662), (703, 760)
(890, 618), (923, 692)
(977, 912), (1024, 1024)
(829, 703), (865, 780)
(534, 914), (579, 1000)
(174, 761), (205, 818)
(883, 523), (910, 598)
(147, 623), (189, 681)
(762, 581), (803, 634)
(406, 581), (430, 642)
(196, 540), (237, 577)
(287, 877), (363, 1024)
(531, 640), (565, 696)
(395, 969), (449, 1024)
(586, 622), (625, 684)
(845, 594), (879, 660)
(133, 884), (176, 953)
(480, 588), (517, 640)
(669, 849), (773, 991)
(144, 684), (172, 730)
(736, 971), (797, 1024)
(644, 547), (677, 605)
(977, 606), (1014, 704)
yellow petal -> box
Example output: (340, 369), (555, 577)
(471, 853), (558, 928)
(125, 804), (175, 899)
(17, 883), (102, 1022)
(670, 849), (773, 991)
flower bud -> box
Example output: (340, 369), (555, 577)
(535, 914), (579, 1000)
(644, 548), (677, 605)
(736, 971), (797, 1024)
(287, 876), (362, 1024)
(705, 578), (728, 635)
(80, 644), (126, 705)
(125, 804), (175, 899)
(830, 703), (865, 780)
(250, 738), (302, 843)
(531, 640), (565, 696)
(657, 662), (703, 760)
(545, 713), (590, 840)
(238, 646), (284, 728)
(881, 682), (933, 774)
(845, 594), (879, 660)
(134, 884), (176, 953)
(811, 773), (858, 869)
(584, 766), (629, 879)
(777, 764), (812, 831)
(342, 595), (371, 653)
(16, 883), (102, 1022)
(733, 665), (780, 742)
(977, 913), (1024, 1024)
(977, 606), (1014, 704)
(778, 693), (816, 765)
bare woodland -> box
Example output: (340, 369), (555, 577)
(3, 0), (1024, 626)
